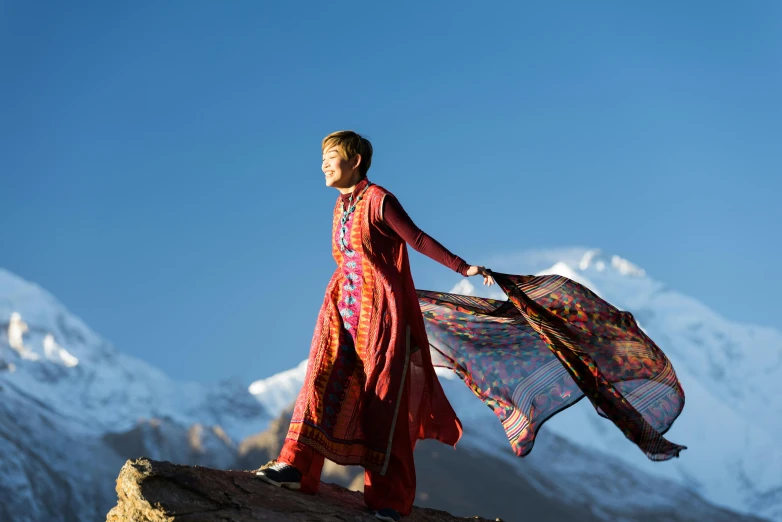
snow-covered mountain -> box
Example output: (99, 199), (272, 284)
(1, 247), (779, 521)
(247, 249), (782, 522)
(0, 268), (269, 441)
(0, 268), (271, 521)
(523, 250), (782, 521)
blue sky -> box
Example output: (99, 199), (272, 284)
(1, 1), (780, 385)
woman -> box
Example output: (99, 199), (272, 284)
(257, 130), (493, 521)
(257, 131), (687, 521)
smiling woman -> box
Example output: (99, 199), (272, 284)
(258, 130), (493, 521)
(255, 130), (686, 521)
(322, 132), (372, 189)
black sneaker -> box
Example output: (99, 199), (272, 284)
(375, 508), (401, 521)
(255, 462), (302, 490)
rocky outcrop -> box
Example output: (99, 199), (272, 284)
(106, 458), (499, 522)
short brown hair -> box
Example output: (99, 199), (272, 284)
(322, 130), (373, 178)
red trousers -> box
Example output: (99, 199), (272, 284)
(279, 388), (416, 515)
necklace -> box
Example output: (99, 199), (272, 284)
(338, 182), (373, 252)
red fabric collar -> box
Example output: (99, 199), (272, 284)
(339, 177), (370, 203)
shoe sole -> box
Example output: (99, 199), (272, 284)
(255, 471), (301, 490)
(375, 514), (399, 522)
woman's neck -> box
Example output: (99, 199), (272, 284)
(337, 185), (357, 195)
(337, 177), (368, 196)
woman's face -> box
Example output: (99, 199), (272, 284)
(322, 146), (360, 189)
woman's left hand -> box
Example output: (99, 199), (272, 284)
(465, 265), (495, 286)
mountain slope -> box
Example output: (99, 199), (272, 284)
(0, 268), (268, 520)
(0, 268), (268, 440)
(0, 378), (124, 521)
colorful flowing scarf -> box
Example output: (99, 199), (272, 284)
(418, 272), (686, 461)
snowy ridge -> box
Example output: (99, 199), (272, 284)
(248, 359), (308, 415)
(0, 268), (268, 441)
(0, 267), (272, 520)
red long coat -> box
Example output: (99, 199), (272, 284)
(286, 182), (462, 473)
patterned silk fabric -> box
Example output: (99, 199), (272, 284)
(418, 272), (686, 461)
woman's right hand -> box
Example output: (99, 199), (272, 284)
(466, 265), (495, 286)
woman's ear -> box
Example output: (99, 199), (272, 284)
(352, 153), (362, 172)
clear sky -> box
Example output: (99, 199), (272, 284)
(1, 1), (780, 385)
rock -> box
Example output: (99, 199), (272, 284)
(107, 458), (500, 522)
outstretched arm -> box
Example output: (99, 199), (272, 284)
(382, 195), (494, 285)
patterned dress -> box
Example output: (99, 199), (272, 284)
(286, 181), (462, 473)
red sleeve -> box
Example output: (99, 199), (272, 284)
(382, 195), (470, 277)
